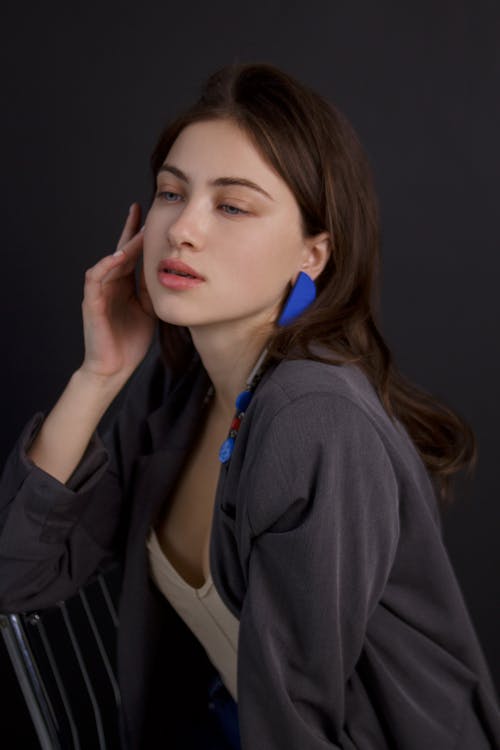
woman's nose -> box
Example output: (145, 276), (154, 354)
(167, 200), (208, 249)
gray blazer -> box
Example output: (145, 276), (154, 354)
(1, 339), (499, 749)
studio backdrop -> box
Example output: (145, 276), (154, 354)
(1, 1), (498, 745)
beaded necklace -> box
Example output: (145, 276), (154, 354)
(201, 344), (271, 464)
(219, 344), (271, 463)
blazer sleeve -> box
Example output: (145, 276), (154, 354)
(237, 392), (401, 749)
(0, 347), (167, 613)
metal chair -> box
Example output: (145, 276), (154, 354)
(0, 563), (123, 750)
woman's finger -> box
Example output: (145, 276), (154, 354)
(83, 252), (128, 307)
(101, 227), (144, 279)
(83, 223), (145, 307)
(116, 202), (141, 251)
(138, 258), (156, 318)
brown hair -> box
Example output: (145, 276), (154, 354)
(148, 61), (476, 507)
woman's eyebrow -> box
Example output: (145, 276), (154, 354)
(157, 163), (275, 201)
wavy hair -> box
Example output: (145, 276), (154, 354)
(147, 61), (476, 507)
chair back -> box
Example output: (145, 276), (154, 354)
(0, 563), (123, 750)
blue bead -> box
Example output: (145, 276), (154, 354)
(235, 390), (253, 411)
(219, 437), (235, 463)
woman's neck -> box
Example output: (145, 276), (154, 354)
(189, 323), (272, 423)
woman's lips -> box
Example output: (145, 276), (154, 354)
(157, 269), (205, 290)
(157, 258), (204, 279)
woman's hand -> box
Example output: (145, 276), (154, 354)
(79, 203), (157, 381)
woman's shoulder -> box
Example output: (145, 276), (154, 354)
(252, 344), (424, 472)
(241, 349), (406, 539)
(245, 346), (440, 532)
(256, 345), (391, 431)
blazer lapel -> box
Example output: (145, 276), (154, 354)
(116, 355), (214, 747)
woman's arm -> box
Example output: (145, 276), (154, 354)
(26, 367), (132, 485)
(0, 347), (165, 613)
(0, 204), (159, 613)
(237, 393), (400, 748)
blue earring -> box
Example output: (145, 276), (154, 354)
(277, 271), (316, 326)
(218, 271), (316, 464)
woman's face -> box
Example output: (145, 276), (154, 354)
(143, 118), (319, 338)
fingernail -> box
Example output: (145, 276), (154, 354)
(113, 249), (124, 257)
(140, 225), (145, 232)
(129, 203), (135, 214)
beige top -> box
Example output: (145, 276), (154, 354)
(146, 526), (240, 702)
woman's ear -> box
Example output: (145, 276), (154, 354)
(300, 232), (331, 281)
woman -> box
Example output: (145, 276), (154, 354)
(0, 62), (499, 749)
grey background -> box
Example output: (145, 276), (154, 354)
(1, 1), (498, 741)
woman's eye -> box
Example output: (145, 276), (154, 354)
(221, 204), (248, 215)
(156, 191), (181, 202)
(155, 191), (248, 215)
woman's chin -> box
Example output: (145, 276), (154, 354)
(155, 310), (206, 327)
